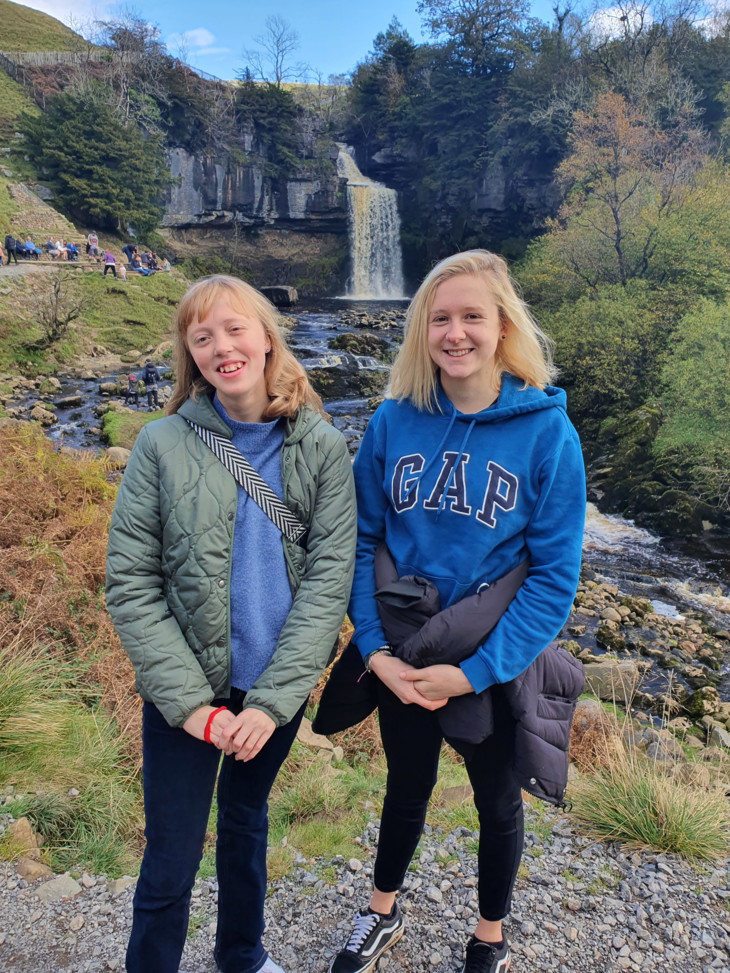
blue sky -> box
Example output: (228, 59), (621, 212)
(13, 0), (559, 80)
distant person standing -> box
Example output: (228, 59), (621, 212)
(4, 232), (18, 264)
(103, 250), (117, 278)
(143, 358), (160, 411)
(87, 231), (99, 257)
(122, 243), (137, 264)
(124, 374), (140, 408)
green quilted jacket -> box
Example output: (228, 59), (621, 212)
(105, 393), (356, 728)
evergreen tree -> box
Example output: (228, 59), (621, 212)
(20, 89), (170, 237)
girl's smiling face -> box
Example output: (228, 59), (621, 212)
(187, 299), (271, 423)
(427, 274), (505, 403)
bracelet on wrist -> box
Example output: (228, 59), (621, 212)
(203, 706), (228, 744)
(364, 646), (393, 672)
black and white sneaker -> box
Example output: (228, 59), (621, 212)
(329, 904), (405, 973)
(461, 936), (510, 973)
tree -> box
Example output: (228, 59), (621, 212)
(20, 89), (171, 237)
(543, 90), (709, 288)
(235, 80), (302, 177)
(242, 15), (306, 86)
(659, 299), (730, 449)
(417, 0), (536, 75)
(541, 280), (664, 435)
(31, 272), (89, 349)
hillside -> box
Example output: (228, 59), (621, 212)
(0, 0), (83, 52)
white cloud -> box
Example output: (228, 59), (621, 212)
(166, 27), (230, 59)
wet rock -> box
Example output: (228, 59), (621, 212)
(98, 381), (120, 395)
(307, 366), (388, 400)
(600, 607), (623, 623)
(595, 624), (626, 653)
(328, 332), (390, 361)
(55, 395), (84, 408)
(29, 404), (57, 426)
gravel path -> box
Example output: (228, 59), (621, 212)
(0, 805), (728, 973)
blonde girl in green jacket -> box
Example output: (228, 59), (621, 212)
(106, 275), (356, 973)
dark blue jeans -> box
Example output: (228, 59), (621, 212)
(126, 696), (305, 973)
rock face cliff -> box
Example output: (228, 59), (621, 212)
(161, 145), (349, 295)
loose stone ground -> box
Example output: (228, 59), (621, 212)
(0, 806), (728, 973)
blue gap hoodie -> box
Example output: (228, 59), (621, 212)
(348, 373), (586, 691)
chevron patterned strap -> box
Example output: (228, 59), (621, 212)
(185, 420), (307, 545)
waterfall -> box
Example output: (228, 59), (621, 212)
(337, 145), (405, 299)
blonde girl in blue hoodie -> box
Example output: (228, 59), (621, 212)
(330, 250), (585, 973)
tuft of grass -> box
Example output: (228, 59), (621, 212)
(570, 747), (730, 861)
(0, 641), (142, 875)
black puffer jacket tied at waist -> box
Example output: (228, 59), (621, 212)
(373, 545), (585, 808)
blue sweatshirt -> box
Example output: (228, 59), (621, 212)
(349, 373), (586, 692)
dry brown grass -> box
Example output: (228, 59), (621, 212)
(569, 701), (623, 772)
(0, 423), (140, 760)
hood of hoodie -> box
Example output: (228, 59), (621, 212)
(435, 372), (567, 424)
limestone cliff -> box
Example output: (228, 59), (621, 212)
(161, 145), (348, 295)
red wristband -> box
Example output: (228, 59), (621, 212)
(203, 706), (227, 744)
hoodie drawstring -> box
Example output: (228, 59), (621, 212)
(404, 409), (458, 503)
(436, 418), (476, 518)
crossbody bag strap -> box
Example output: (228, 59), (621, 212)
(184, 419), (307, 545)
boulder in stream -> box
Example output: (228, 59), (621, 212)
(29, 405), (57, 426)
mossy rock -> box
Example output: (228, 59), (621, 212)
(618, 595), (651, 616)
(683, 686), (720, 721)
(328, 332), (390, 361)
(595, 624), (626, 653)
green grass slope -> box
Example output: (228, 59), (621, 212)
(0, 66), (39, 142)
(0, 0), (84, 52)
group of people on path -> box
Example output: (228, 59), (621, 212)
(1, 230), (171, 280)
(2, 232), (44, 264)
(121, 243), (171, 276)
(106, 251), (586, 973)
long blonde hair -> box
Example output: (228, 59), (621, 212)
(166, 275), (324, 419)
(388, 250), (555, 411)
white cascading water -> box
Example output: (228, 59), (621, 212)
(337, 145), (405, 299)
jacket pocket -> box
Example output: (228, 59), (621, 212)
(536, 693), (575, 721)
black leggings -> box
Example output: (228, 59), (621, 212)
(373, 685), (524, 922)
